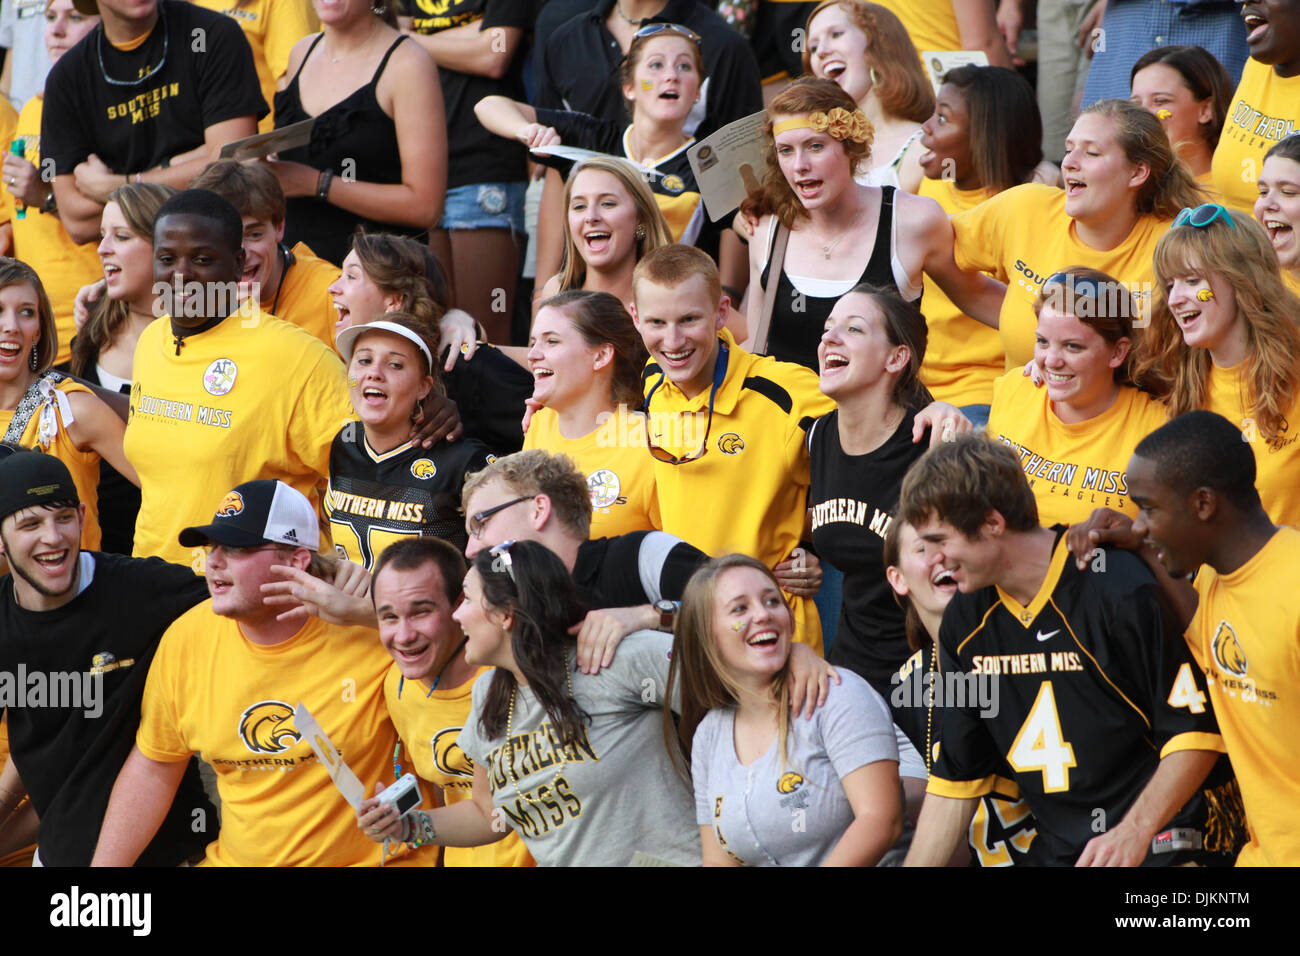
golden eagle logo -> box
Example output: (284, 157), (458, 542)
(1212, 621), (1248, 677)
(414, 0), (451, 14)
(89, 652), (134, 675)
(238, 701), (302, 754)
(411, 458), (437, 479)
(661, 174), (685, 194)
(777, 772), (805, 794)
(718, 433), (744, 455)
(216, 490), (245, 517)
(432, 727), (474, 779)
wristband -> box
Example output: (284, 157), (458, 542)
(316, 168), (335, 201)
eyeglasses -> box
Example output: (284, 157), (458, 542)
(97, 4), (169, 87)
(644, 340), (729, 465)
(468, 496), (532, 539)
(1172, 203), (1236, 231)
(633, 22), (702, 45)
(488, 540), (516, 582)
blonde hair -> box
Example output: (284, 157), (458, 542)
(557, 157), (672, 293)
(1078, 99), (1205, 219)
(1138, 209), (1300, 445)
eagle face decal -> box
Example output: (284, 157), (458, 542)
(432, 727), (474, 779)
(1212, 621), (1248, 677)
(238, 701), (302, 754)
(216, 491), (245, 517)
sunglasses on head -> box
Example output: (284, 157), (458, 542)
(633, 22), (703, 45)
(1172, 203), (1236, 231)
(488, 540), (516, 583)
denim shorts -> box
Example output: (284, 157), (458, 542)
(438, 182), (527, 233)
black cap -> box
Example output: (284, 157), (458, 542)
(178, 479), (320, 551)
(0, 451), (80, 526)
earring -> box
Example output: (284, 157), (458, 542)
(29, 345), (38, 371)
(869, 67), (880, 87)
(371, 0), (384, 13)
(634, 224), (646, 241)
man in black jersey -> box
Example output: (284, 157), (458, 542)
(43, 0), (266, 243)
(0, 452), (214, 865)
(898, 435), (1235, 867)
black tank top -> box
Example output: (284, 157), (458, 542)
(759, 186), (919, 371)
(274, 34), (418, 266)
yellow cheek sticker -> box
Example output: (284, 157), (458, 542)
(1156, 109), (1173, 120)
(641, 79), (654, 91)
(731, 621), (744, 631)
(347, 376), (359, 387)
(1197, 288), (1214, 301)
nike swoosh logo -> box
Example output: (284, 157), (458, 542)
(1036, 629), (1059, 642)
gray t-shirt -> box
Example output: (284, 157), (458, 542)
(692, 669), (898, 866)
(457, 630), (699, 866)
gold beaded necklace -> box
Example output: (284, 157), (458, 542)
(503, 649), (577, 807)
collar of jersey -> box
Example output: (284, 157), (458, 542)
(622, 125), (695, 169)
(363, 434), (414, 463)
(995, 529), (1071, 629)
(650, 328), (747, 415)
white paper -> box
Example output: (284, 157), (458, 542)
(527, 143), (667, 181)
(921, 50), (990, 94)
(686, 110), (767, 222)
(294, 701), (366, 810)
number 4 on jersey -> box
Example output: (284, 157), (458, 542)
(1008, 682), (1077, 792)
(1166, 662), (1207, 714)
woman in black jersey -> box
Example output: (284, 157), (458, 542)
(329, 312), (492, 563)
(806, 284), (935, 699)
(742, 78), (1004, 371)
(269, 0), (445, 266)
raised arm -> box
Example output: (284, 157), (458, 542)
(66, 390), (139, 487)
(954, 0), (1014, 68)
(909, 195), (1005, 328)
(474, 96), (559, 150)
(91, 746), (190, 866)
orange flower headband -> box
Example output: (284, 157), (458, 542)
(772, 107), (871, 144)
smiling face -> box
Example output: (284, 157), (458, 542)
(45, 0), (98, 64)
(98, 201), (155, 310)
(1061, 112), (1147, 225)
(884, 521), (957, 625)
(527, 305), (609, 411)
(631, 273), (725, 399)
(919, 82), (973, 185)
(153, 213), (244, 327)
(328, 249), (400, 334)
(1130, 63), (1214, 155)
(913, 513), (1002, 593)
(773, 117), (854, 211)
(204, 543), (297, 622)
(1255, 154), (1300, 269)
(462, 478), (541, 559)
(711, 565), (793, 688)
(566, 169), (642, 274)
(240, 216), (286, 296)
(0, 504), (85, 610)
(624, 35), (700, 125)
(1241, 0), (1300, 72)
(817, 292), (904, 399)
(1033, 302), (1128, 420)
(373, 561), (460, 682)
(347, 329), (433, 436)
(806, 4), (871, 103)
(1128, 453), (1208, 578)
(1163, 259), (1246, 360)
(0, 282), (42, 386)
(453, 567), (513, 670)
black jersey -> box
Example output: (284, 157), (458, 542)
(892, 645), (1037, 866)
(573, 531), (707, 608)
(928, 530), (1239, 866)
(325, 430), (493, 565)
(807, 408), (927, 698)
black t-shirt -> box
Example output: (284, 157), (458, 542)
(0, 553), (216, 866)
(573, 530), (706, 608)
(42, 0), (267, 175)
(807, 408), (927, 698)
(749, 1), (819, 82)
(932, 531), (1241, 866)
(536, 0), (762, 141)
(442, 344), (534, 456)
(401, 0), (530, 188)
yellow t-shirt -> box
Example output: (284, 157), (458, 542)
(194, 0), (318, 133)
(137, 609), (428, 866)
(9, 97), (105, 368)
(1186, 527), (1300, 866)
(917, 177), (1005, 406)
(266, 241), (339, 348)
(1283, 269), (1300, 298)
(0, 96), (17, 230)
(383, 664), (534, 868)
(643, 330), (835, 653)
(1211, 58), (1300, 213)
(0, 376), (103, 550)
(875, 0), (959, 63)
(987, 372), (1168, 527)
(522, 405), (660, 539)
(124, 313), (353, 567)
(952, 183), (1168, 369)
(1204, 361), (1300, 528)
